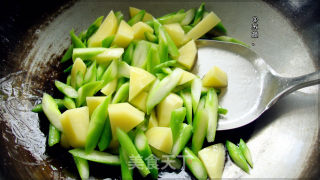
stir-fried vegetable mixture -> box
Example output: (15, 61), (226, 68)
(32, 3), (252, 179)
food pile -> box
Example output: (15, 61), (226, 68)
(33, 3), (252, 179)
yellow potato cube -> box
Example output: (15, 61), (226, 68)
(164, 23), (185, 47)
(146, 127), (173, 154)
(198, 143), (225, 179)
(148, 110), (158, 129)
(178, 69), (196, 85)
(129, 7), (154, 22)
(132, 22), (154, 40)
(71, 58), (86, 88)
(185, 12), (221, 42)
(86, 96), (107, 116)
(60, 106), (90, 148)
(202, 66), (228, 88)
(130, 91), (148, 112)
(177, 40), (197, 70)
(108, 103), (145, 138)
(157, 93), (183, 127)
(101, 78), (118, 96)
(129, 67), (156, 101)
(88, 11), (118, 47)
(112, 20), (134, 48)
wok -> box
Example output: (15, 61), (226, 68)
(0, 0), (319, 179)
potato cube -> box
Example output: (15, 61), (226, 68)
(129, 67), (155, 101)
(101, 78), (118, 96)
(113, 20), (134, 48)
(146, 127), (173, 153)
(60, 106), (90, 148)
(198, 143), (226, 179)
(132, 22), (154, 40)
(157, 93), (183, 127)
(108, 103), (145, 138)
(164, 23), (185, 47)
(202, 66), (228, 88)
(177, 40), (197, 70)
(148, 110), (158, 129)
(130, 91), (148, 112)
(88, 11), (118, 47)
(129, 7), (154, 22)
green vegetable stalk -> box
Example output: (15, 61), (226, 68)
(205, 88), (218, 143)
(76, 81), (103, 107)
(192, 109), (208, 154)
(63, 97), (76, 110)
(70, 29), (86, 48)
(102, 35), (115, 48)
(170, 107), (186, 143)
(192, 3), (205, 26)
(116, 128), (150, 177)
(146, 68), (183, 114)
(97, 116), (112, 151)
(83, 61), (97, 84)
(119, 147), (133, 180)
(183, 147), (208, 180)
(73, 156), (89, 179)
(191, 78), (202, 113)
(32, 99), (65, 113)
(128, 10), (146, 26)
(69, 148), (120, 165)
(134, 130), (158, 179)
(55, 80), (78, 98)
(48, 124), (60, 147)
(61, 44), (74, 63)
(226, 140), (249, 173)
(112, 82), (129, 104)
(171, 123), (193, 157)
(83, 16), (104, 41)
(85, 95), (111, 153)
(123, 42), (135, 65)
(239, 139), (253, 168)
(180, 89), (193, 124)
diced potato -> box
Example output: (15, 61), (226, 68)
(198, 143), (225, 179)
(178, 69), (196, 85)
(130, 91), (148, 112)
(101, 78), (118, 96)
(157, 93), (183, 127)
(145, 127), (173, 153)
(112, 20), (134, 48)
(185, 12), (221, 42)
(202, 66), (228, 88)
(88, 11), (118, 47)
(148, 110), (158, 129)
(91, 48), (124, 64)
(60, 133), (70, 149)
(71, 58), (87, 88)
(129, 67), (156, 101)
(164, 23), (185, 47)
(177, 40), (197, 70)
(129, 7), (154, 22)
(86, 96), (107, 116)
(60, 106), (90, 148)
(132, 22), (154, 40)
(108, 103), (145, 138)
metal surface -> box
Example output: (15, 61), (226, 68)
(195, 40), (319, 130)
(0, 0), (319, 179)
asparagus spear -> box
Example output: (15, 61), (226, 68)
(73, 156), (89, 179)
(69, 148), (120, 165)
(117, 128), (150, 177)
(61, 44), (74, 63)
(146, 68), (183, 114)
(96, 64), (107, 80)
(192, 3), (205, 26)
(112, 82), (129, 104)
(123, 42), (135, 64)
(183, 147), (208, 180)
(63, 97), (76, 110)
(48, 124), (60, 147)
(239, 139), (253, 168)
(181, 8), (196, 26)
(128, 10), (145, 26)
(42, 93), (63, 131)
(144, 31), (158, 43)
(83, 60), (97, 84)
(191, 77), (202, 113)
(70, 29), (86, 48)
(206, 88), (218, 143)
(101, 35), (115, 48)
(119, 147), (133, 180)
(83, 16), (104, 41)
(170, 107), (186, 143)
(32, 99), (65, 113)
(180, 89), (193, 124)
(134, 130), (158, 179)
(226, 140), (249, 173)
(55, 80), (78, 98)
(97, 116), (112, 151)
(171, 123), (193, 157)
(192, 109), (208, 155)
(85, 95), (111, 153)
(76, 81), (103, 107)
